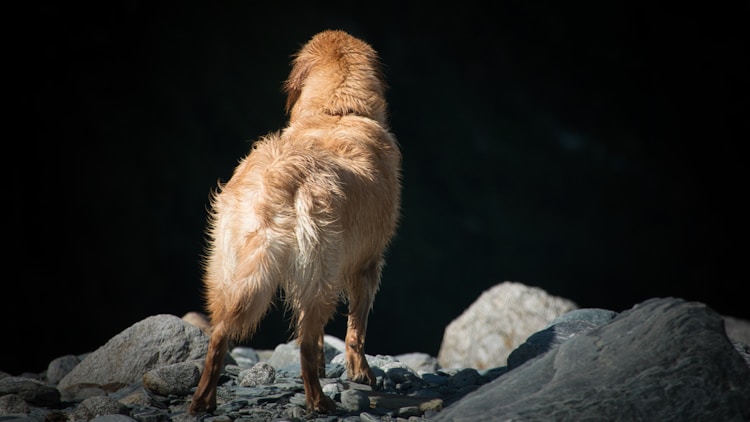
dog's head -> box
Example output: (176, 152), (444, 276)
(284, 30), (388, 124)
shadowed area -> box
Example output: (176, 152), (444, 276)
(5, 1), (747, 376)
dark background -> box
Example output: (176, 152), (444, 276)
(5, 2), (747, 376)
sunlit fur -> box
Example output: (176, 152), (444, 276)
(189, 30), (401, 414)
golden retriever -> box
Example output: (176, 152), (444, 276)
(188, 29), (402, 414)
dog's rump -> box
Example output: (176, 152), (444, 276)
(203, 120), (398, 338)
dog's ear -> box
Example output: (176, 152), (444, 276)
(283, 52), (312, 115)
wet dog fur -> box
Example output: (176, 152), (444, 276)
(188, 29), (401, 414)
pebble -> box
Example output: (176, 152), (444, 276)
(0, 344), (507, 421)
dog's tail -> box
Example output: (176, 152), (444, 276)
(285, 160), (346, 337)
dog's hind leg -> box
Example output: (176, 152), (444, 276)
(189, 320), (229, 413)
(190, 234), (281, 414)
(297, 300), (338, 413)
(344, 259), (381, 387)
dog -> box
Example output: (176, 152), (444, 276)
(188, 29), (402, 414)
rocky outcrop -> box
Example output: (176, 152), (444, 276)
(434, 297), (750, 421)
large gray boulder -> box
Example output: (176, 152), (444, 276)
(437, 281), (578, 369)
(58, 314), (209, 391)
(506, 307), (618, 369)
(434, 297), (750, 421)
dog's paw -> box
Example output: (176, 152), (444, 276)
(349, 367), (377, 387)
(309, 394), (337, 414)
(188, 395), (216, 415)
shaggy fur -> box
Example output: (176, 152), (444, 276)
(189, 30), (401, 414)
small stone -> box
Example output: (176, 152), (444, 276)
(325, 363), (346, 378)
(449, 368), (480, 388)
(73, 395), (127, 420)
(235, 408), (274, 421)
(420, 373), (449, 386)
(238, 362), (275, 387)
(0, 376), (61, 406)
(322, 382), (340, 399)
(170, 412), (201, 422)
(230, 347), (260, 368)
(339, 389), (370, 412)
(59, 384), (108, 402)
(0, 393), (30, 414)
(418, 398), (444, 412)
(397, 405), (420, 417)
(129, 406), (169, 422)
(117, 388), (155, 407)
(204, 415), (233, 422)
(223, 364), (241, 377)
(289, 393), (307, 407)
(142, 362), (201, 396)
(216, 399), (247, 414)
(281, 405), (306, 419)
(89, 415), (139, 422)
(359, 412), (383, 421)
(46, 355), (81, 385)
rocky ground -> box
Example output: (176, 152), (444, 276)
(1, 323), (502, 421)
(2, 283), (749, 421)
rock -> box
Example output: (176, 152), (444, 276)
(433, 297), (750, 421)
(394, 352), (440, 373)
(507, 307), (617, 369)
(229, 346), (260, 368)
(0, 377), (60, 406)
(447, 368), (480, 389)
(59, 384), (108, 402)
(57, 314), (210, 391)
(266, 338), (341, 371)
(339, 389), (369, 412)
(323, 334), (347, 353)
(0, 393), (30, 414)
(46, 354), (81, 385)
(724, 315), (750, 346)
(73, 396), (128, 420)
(90, 415), (139, 422)
(733, 341), (750, 368)
(142, 361), (202, 396)
(5, 296), (748, 421)
(438, 281), (578, 369)
(238, 362), (276, 387)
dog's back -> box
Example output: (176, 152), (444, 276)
(205, 107), (401, 339)
(190, 30), (401, 414)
